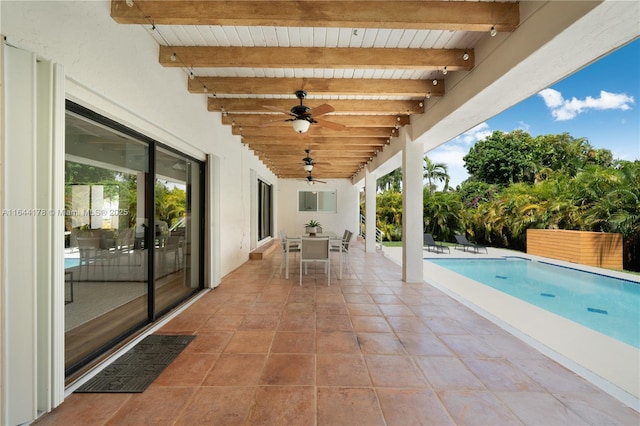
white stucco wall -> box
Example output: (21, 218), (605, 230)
(277, 178), (360, 239)
(1, 0), (276, 277)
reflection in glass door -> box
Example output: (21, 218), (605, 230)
(64, 102), (205, 378)
(154, 148), (202, 314)
(64, 110), (150, 375)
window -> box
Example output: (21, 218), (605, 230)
(298, 190), (337, 213)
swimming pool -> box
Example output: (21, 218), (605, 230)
(428, 258), (640, 348)
(64, 258), (79, 269)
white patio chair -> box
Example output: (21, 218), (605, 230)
(299, 236), (330, 286)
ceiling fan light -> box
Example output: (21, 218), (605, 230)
(292, 119), (311, 133)
(303, 164), (314, 172)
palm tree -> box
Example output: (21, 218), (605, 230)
(423, 156), (449, 193)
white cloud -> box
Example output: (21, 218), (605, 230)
(538, 88), (635, 121)
(451, 122), (492, 145)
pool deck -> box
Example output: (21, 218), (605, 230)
(383, 244), (640, 410)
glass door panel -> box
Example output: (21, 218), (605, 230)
(154, 148), (201, 314)
(64, 111), (149, 375)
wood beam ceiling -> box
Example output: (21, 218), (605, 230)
(111, 1), (519, 32)
(190, 77), (445, 97)
(160, 46), (473, 70)
(110, 0), (520, 180)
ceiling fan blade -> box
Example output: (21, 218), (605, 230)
(314, 117), (345, 131)
(309, 104), (334, 117)
(314, 179), (327, 184)
(263, 105), (294, 115)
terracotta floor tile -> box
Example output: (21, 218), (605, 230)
(284, 301), (315, 313)
(386, 316), (432, 334)
(224, 330), (274, 353)
(440, 335), (503, 359)
(152, 352), (219, 386)
(376, 388), (455, 426)
(105, 386), (197, 425)
(278, 311), (316, 331)
(463, 358), (544, 392)
(553, 391), (640, 425)
(316, 314), (353, 332)
(495, 391), (588, 425)
(316, 331), (361, 353)
(351, 315), (392, 333)
(184, 332), (233, 353)
(316, 302), (348, 315)
(317, 354), (371, 386)
(33, 393), (131, 425)
(365, 355), (429, 387)
(250, 301), (285, 315)
(239, 313), (281, 330)
(343, 293), (375, 304)
(439, 390), (524, 426)
(271, 331), (316, 353)
(39, 240), (632, 426)
(246, 386), (315, 425)
(216, 302), (255, 315)
(510, 358), (599, 393)
(175, 386), (255, 425)
(377, 303), (417, 317)
(203, 353), (266, 386)
(414, 356), (485, 391)
(157, 312), (208, 334)
(396, 332), (454, 356)
(317, 387), (385, 426)
(260, 353), (315, 385)
(199, 314), (245, 332)
(356, 332), (407, 355)
(346, 303), (382, 316)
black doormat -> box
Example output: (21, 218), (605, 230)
(75, 334), (195, 393)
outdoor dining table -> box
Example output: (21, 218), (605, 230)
(285, 232), (344, 280)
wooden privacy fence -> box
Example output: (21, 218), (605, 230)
(526, 229), (623, 270)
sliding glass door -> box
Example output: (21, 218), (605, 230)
(64, 102), (204, 377)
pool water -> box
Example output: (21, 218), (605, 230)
(64, 258), (79, 269)
(428, 258), (640, 348)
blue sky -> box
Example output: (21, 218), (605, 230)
(429, 38), (640, 188)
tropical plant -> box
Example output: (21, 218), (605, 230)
(423, 156), (449, 193)
(304, 219), (321, 228)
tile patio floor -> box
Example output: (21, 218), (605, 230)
(36, 239), (639, 425)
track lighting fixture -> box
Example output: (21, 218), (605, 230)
(490, 26), (497, 37)
(125, 0), (134, 7)
(442, 66), (448, 75)
(189, 71), (194, 80)
(463, 51), (470, 61)
(426, 92), (431, 99)
(432, 78), (438, 86)
(170, 52), (177, 62)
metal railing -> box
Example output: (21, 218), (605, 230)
(360, 215), (384, 250)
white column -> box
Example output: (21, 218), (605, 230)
(401, 128), (424, 282)
(364, 166), (377, 253)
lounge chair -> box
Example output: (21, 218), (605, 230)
(454, 234), (488, 253)
(423, 233), (450, 253)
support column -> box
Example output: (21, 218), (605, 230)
(364, 166), (377, 253)
(401, 128), (424, 282)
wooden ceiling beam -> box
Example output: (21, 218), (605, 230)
(248, 145), (384, 154)
(234, 126), (397, 138)
(111, 1), (519, 32)
(242, 137), (388, 146)
(161, 46), (472, 70)
(210, 98), (423, 114)
(224, 114), (409, 128)
(191, 77), (445, 97)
